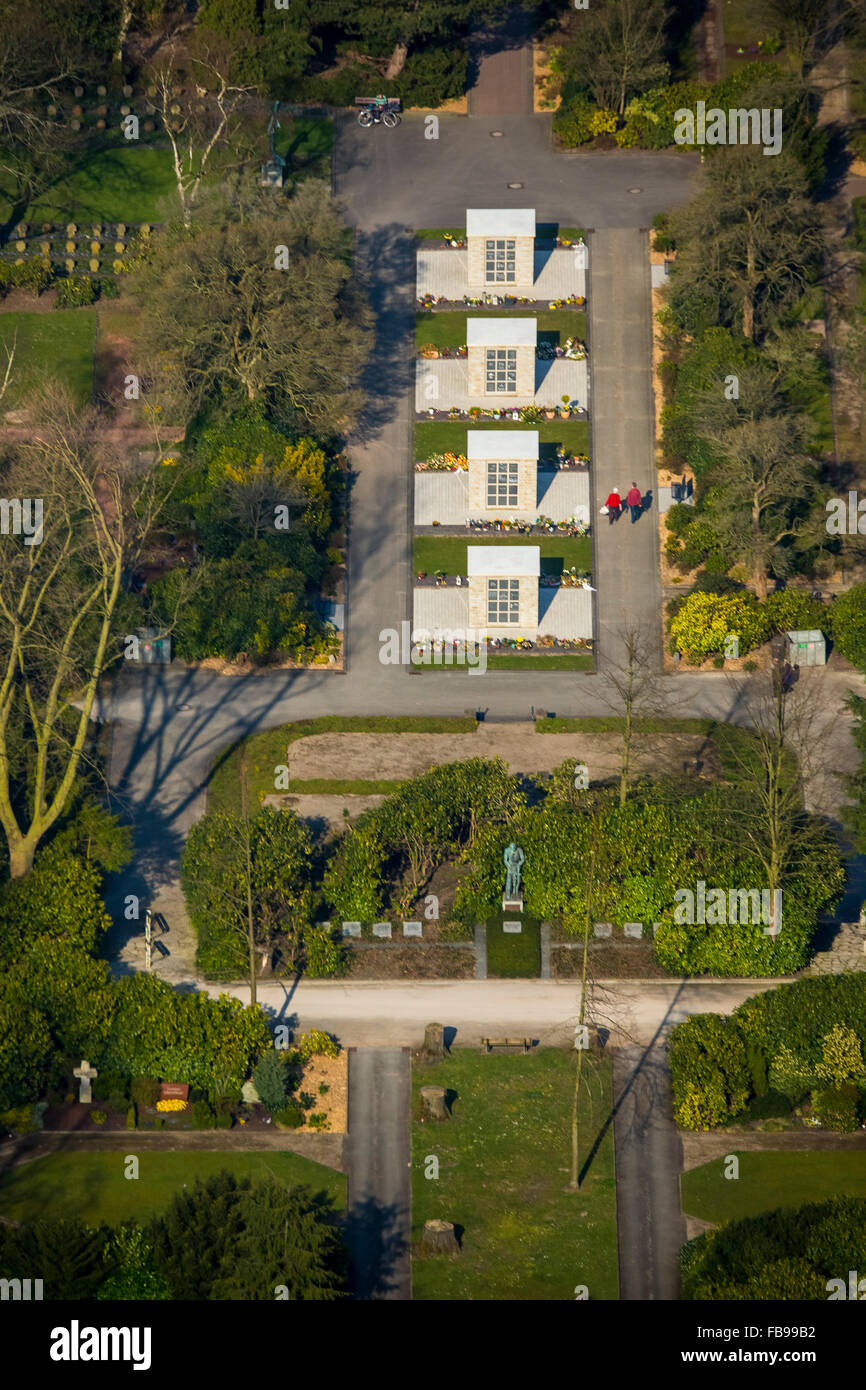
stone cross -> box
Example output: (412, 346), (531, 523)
(74, 1059), (98, 1104)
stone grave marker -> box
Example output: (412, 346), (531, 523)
(373, 922), (392, 939)
(73, 1059), (98, 1104)
(160, 1083), (189, 1102)
(623, 922), (643, 939)
(593, 922), (612, 938)
(342, 921), (361, 938)
(403, 921), (423, 937)
(503, 920), (522, 933)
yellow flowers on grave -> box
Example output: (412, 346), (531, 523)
(65, 241), (75, 254)
(113, 259), (124, 273)
(65, 259), (74, 274)
(89, 258), (99, 273)
(156, 1098), (186, 1112)
(90, 241), (100, 255)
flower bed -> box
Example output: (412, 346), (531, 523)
(415, 451), (468, 471)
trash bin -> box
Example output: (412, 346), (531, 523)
(785, 629), (825, 667)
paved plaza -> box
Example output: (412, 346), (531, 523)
(413, 466), (590, 524)
(416, 247), (587, 300)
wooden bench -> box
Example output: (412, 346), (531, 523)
(480, 1037), (532, 1053)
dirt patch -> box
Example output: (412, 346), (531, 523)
(551, 942), (670, 979)
(681, 1127), (866, 1173)
(263, 793), (385, 833)
(287, 727), (721, 785)
(93, 329), (138, 415)
(296, 1052), (347, 1134)
(344, 945), (475, 979)
(192, 637), (343, 676)
(0, 288), (59, 313)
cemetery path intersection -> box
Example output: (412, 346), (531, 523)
(88, 93), (866, 1305)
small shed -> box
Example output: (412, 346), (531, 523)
(135, 627), (172, 664)
(785, 629), (826, 667)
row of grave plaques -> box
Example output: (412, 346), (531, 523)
(330, 920), (656, 939)
(595, 922), (660, 939)
(329, 920), (424, 939)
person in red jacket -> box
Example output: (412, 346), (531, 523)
(625, 482), (643, 524)
(604, 487), (622, 524)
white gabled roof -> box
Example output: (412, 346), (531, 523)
(467, 546), (540, 577)
(466, 209), (536, 238)
(466, 317), (536, 347)
(466, 431), (538, 461)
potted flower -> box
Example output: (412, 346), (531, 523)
(560, 395), (572, 419)
(542, 404), (556, 420)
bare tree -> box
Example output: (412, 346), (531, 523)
(0, 332), (15, 406)
(553, 0), (670, 116)
(595, 623), (679, 806)
(146, 46), (252, 228)
(0, 387), (166, 877)
(721, 664), (832, 911)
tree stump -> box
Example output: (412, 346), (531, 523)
(420, 1086), (449, 1122)
(420, 1022), (446, 1062)
(420, 1219), (459, 1257)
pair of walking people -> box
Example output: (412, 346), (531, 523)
(604, 483), (643, 525)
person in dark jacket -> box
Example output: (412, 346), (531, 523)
(625, 482), (643, 524)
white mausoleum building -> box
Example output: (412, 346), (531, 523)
(413, 543), (594, 644)
(414, 430), (590, 526)
(416, 317), (589, 414)
(417, 207), (588, 302)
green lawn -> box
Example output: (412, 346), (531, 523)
(0, 1151), (346, 1227)
(411, 1049), (618, 1299)
(417, 309), (586, 352)
(273, 116), (333, 178)
(415, 419), (590, 460)
(414, 534), (592, 576)
(486, 913), (541, 977)
(208, 715), (477, 816)
(0, 310), (95, 407)
(682, 1152), (866, 1224)
(412, 652), (593, 671)
(0, 144), (178, 225)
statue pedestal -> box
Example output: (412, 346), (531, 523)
(502, 897), (523, 912)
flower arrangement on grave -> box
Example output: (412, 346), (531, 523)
(66, 223), (76, 237)
(564, 337), (586, 360)
(89, 258), (99, 272)
(90, 241), (100, 255)
(418, 451), (468, 471)
(419, 342), (439, 358)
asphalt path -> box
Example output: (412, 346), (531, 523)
(613, 1046), (686, 1300)
(345, 1047), (411, 1300)
(206, 976), (785, 1047)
